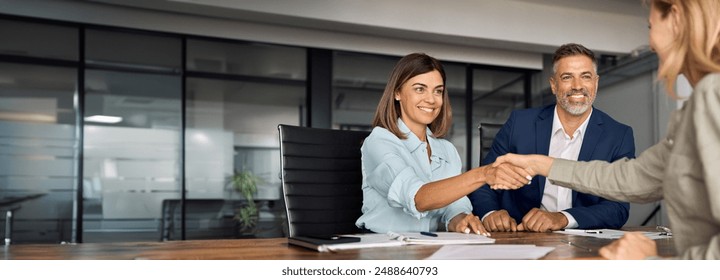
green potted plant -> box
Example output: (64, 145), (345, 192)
(229, 169), (261, 236)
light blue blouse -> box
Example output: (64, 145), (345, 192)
(355, 119), (472, 233)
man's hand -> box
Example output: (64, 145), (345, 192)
(599, 232), (658, 259)
(449, 213), (490, 236)
(482, 210), (517, 232)
(516, 208), (568, 232)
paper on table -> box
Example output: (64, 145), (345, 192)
(322, 234), (405, 251)
(426, 245), (555, 260)
(322, 232), (495, 252)
(388, 232), (495, 245)
(555, 229), (672, 240)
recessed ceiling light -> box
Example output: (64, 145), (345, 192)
(84, 115), (122, 124)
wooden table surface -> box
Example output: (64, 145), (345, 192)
(1, 227), (676, 260)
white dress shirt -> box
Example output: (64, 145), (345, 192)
(542, 106), (592, 228)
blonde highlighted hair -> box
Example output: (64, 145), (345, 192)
(647, 0), (720, 95)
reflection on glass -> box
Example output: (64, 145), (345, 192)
(471, 69), (526, 166)
(185, 77), (304, 238)
(187, 39), (306, 80)
(443, 63), (467, 170)
(0, 62), (77, 243)
(82, 70), (181, 242)
(331, 52), (396, 130)
(0, 19), (78, 61)
(85, 29), (181, 71)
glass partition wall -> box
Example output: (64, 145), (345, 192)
(0, 19), (78, 244)
(471, 69), (529, 166)
(82, 29), (183, 242)
(184, 39), (306, 239)
(0, 16), (532, 244)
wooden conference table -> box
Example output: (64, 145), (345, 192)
(1, 227), (675, 260)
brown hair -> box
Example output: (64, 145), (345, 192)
(371, 53), (452, 139)
(552, 43), (598, 75)
(646, 0), (720, 95)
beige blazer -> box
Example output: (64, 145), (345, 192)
(548, 72), (720, 259)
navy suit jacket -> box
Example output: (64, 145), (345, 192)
(468, 105), (633, 229)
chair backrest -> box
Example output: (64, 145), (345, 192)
(160, 199), (231, 241)
(278, 124), (370, 237)
(478, 123), (503, 165)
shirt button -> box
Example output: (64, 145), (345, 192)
(667, 138), (674, 145)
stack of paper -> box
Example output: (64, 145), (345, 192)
(289, 232), (494, 252)
(387, 231), (495, 245)
(555, 229), (672, 240)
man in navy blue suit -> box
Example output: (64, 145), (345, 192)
(469, 43), (633, 232)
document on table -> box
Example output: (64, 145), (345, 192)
(387, 231), (496, 245)
(312, 232), (495, 252)
(555, 229), (672, 240)
(426, 245), (555, 260)
(316, 234), (405, 252)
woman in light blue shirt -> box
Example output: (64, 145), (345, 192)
(356, 53), (532, 234)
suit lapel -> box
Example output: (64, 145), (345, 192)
(578, 108), (603, 161)
(573, 108), (604, 204)
(535, 106), (554, 195)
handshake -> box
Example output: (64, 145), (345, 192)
(480, 153), (554, 190)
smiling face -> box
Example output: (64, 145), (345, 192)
(550, 55), (598, 117)
(395, 70), (444, 139)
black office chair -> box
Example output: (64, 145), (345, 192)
(478, 122), (504, 165)
(160, 199), (233, 241)
(278, 124), (370, 237)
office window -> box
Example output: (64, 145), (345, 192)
(331, 52), (396, 130)
(471, 69), (527, 166)
(0, 19), (78, 61)
(443, 63), (468, 170)
(0, 62), (77, 243)
(185, 39), (306, 239)
(82, 29), (182, 242)
(85, 29), (181, 71)
(83, 69), (182, 242)
(187, 39), (306, 80)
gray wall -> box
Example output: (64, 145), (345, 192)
(593, 69), (675, 226)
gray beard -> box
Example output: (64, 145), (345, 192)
(557, 90), (594, 116)
(560, 100), (591, 115)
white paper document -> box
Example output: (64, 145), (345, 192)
(426, 245), (555, 260)
(324, 232), (495, 252)
(321, 234), (405, 251)
(387, 231), (496, 245)
(555, 229), (672, 240)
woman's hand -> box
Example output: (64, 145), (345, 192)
(599, 232), (658, 259)
(448, 213), (490, 236)
(492, 153), (553, 176)
(483, 162), (533, 190)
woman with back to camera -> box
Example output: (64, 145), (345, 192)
(355, 53), (532, 235)
(493, 0), (720, 259)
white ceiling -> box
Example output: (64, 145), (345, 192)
(81, 0), (649, 55)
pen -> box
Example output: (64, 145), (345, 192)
(420, 231), (438, 237)
(560, 239), (592, 252)
(656, 225), (673, 236)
